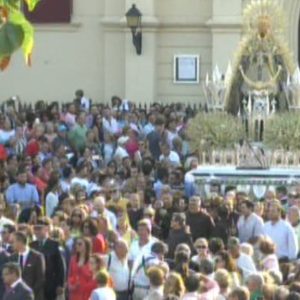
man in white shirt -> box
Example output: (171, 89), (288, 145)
(131, 241), (168, 300)
(237, 200), (264, 243)
(75, 89), (90, 112)
(264, 201), (298, 261)
(105, 239), (130, 300)
(90, 270), (116, 300)
(0, 201), (14, 232)
(114, 137), (129, 161)
(159, 142), (181, 167)
(102, 108), (119, 135)
(129, 219), (158, 264)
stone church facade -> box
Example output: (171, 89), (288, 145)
(0, 0), (299, 105)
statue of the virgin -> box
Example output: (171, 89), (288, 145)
(225, 0), (296, 115)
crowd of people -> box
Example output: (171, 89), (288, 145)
(0, 92), (300, 300)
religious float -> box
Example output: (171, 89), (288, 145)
(189, 0), (300, 198)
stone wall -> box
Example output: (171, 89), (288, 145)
(0, 0), (298, 105)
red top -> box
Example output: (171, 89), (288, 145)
(92, 234), (106, 254)
(125, 139), (139, 158)
(31, 176), (47, 193)
(68, 256), (97, 300)
(26, 139), (40, 157)
(0, 145), (7, 161)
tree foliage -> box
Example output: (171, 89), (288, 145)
(0, 0), (39, 70)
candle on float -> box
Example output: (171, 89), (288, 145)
(266, 91), (270, 115)
(248, 91), (252, 114)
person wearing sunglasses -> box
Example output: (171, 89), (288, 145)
(69, 208), (85, 239)
(191, 238), (211, 265)
(82, 218), (106, 254)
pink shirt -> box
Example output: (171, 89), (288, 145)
(183, 292), (199, 300)
(262, 254), (280, 272)
(64, 113), (76, 129)
(199, 278), (220, 300)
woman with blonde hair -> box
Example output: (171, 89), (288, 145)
(164, 272), (185, 299)
(191, 238), (211, 264)
(116, 209), (136, 246)
(214, 269), (231, 300)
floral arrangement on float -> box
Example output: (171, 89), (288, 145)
(187, 112), (245, 159)
(264, 112), (300, 151)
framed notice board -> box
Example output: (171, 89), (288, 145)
(173, 54), (199, 84)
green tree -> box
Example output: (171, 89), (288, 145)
(0, 0), (40, 70)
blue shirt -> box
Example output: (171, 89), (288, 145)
(184, 172), (197, 198)
(6, 183), (39, 208)
(154, 180), (164, 200)
(143, 123), (155, 136)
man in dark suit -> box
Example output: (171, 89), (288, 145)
(0, 248), (10, 299)
(147, 115), (167, 160)
(2, 262), (33, 300)
(1, 224), (16, 254)
(31, 218), (65, 300)
(166, 212), (195, 259)
(10, 231), (45, 300)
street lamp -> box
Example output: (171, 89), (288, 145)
(125, 4), (142, 55)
